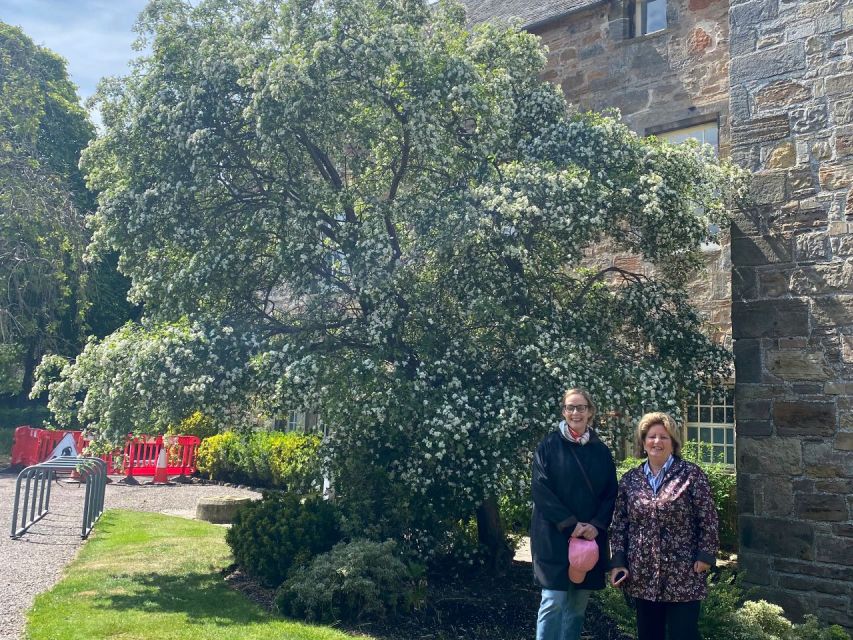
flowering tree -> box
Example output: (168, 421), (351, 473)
(37, 0), (745, 564)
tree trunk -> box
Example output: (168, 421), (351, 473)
(18, 340), (38, 403)
(476, 496), (513, 574)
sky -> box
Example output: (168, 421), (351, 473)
(0, 0), (149, 111)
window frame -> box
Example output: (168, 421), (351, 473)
(684, 386), (735, 467)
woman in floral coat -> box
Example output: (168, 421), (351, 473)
(610, 411), (718, 640)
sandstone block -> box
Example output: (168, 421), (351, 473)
(795, 493), (848, 521)
(733, 115), (790, 146)
(774, 400), (837, 437)
(754, 80), (811, 111)
(791, 104), (829, 133)
(688, 27), (713, 55)
(779, 573), (848, 595)
(833, 98), (853, 124)
(738, 421), (774, 436)
(734, 340), (762, 382)
(811, 295), (853, 326)
(831, 234), (853, 256)
(836, 125), (853, 157)
(732, 266), (758, 300)
(731, 233), (791, 265)
(196, 495), (256, 524)
(815, 534), (853, 565)
(795, 232), (829, 260)
(758, 269), (791, 297)
(766, 351), (832, 381)
(731, 43), (806, 85)
(766, 142), (796, 168)
(803, 441), (853, 478)
(730, 0), (778, 28)
(824, 382), (853, 394)
(826, 73), (853, 95)
(773, 557), (853, 582)
(740, 515), (814, 560)
(732, 299), (809, 339)
(818, 163), (852, 190)
(760, 476), (795, 516)
(738, 436), (802, 475)
(791, 261), (853, 295)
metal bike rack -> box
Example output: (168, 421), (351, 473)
(10, 457), (107, 540)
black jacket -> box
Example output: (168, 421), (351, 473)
(530, 428), (618, 590)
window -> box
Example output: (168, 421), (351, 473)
(287, 411), (306, 432)
(659, 121), (719, 154)
(630, 0), (667, 36)
(686, 387), (735, 465)
(656, 120), (721, 251)
(283, 410), (325, 435)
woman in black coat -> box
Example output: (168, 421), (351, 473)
(531, 388), (618, 640)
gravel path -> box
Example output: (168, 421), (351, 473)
(0, 470), (260, 640)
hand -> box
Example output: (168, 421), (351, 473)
(694, 560), (711, 574)
(610, 567), (629, 587)
(571, 522), (597, 539)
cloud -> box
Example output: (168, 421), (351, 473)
(0, 0), (149, 100)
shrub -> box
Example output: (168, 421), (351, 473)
(498, 486), (532, 535)
(167, 410), (219, 440)
(195, 430), (321, 491)
(276, 539), (424, 623)
(594, 569), (850, 640)
(225, 492), (341, 587)
(196, 431), (242, 481)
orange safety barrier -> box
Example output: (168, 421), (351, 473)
(9, 427), (200, 478)
(10, 427), (87, 468)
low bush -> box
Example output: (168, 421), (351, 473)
(225, 492), (341, 587)
(276, 539), (425, 623)
(166, 411), (219, 440)
(195, 430), (321, 492)
(594, 569), (850, 640)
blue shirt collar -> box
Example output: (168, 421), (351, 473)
(643, 455), (675, 494)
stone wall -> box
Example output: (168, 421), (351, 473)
(729, 0), (853, 629)
(532, 0), (733, 343)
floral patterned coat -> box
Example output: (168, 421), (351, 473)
(610, 457), (718, 602)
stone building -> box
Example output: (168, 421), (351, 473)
(468, 0), (853, 629)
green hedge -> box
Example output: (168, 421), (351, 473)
(276, 539), (424, 623)
(226, 493), (341, 587)
(195, 430), (322, 493)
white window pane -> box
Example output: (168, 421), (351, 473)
(646, 0), (667, 33)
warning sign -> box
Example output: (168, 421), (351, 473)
(49, 433), (79, 459)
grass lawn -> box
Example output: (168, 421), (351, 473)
(26, 510), (372, 640)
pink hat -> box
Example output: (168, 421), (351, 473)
(568, 538), (599, 584)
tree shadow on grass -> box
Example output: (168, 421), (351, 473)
(90, 571), (272, 626)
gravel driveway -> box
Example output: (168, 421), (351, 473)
(0, 470), (260, 640)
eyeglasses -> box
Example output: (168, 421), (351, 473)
(563, 404), (589, 413)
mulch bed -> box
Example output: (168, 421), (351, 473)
(226, 560), (631, 640)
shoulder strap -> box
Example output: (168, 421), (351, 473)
(568, 446), (596, 497)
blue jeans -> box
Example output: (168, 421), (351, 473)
(536, 587), (592, 640)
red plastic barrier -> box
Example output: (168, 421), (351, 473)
(10, 426), (86, 467)
(109, 434), (201, 479)
(9, 427), (200, 477)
